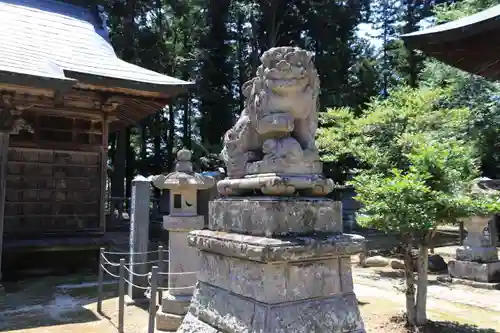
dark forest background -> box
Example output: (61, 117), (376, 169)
(98, 0), (500, 199)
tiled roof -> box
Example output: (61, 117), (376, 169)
(0, 0), (191, 94)
(402, 5), (500, 42)
(401, 5), (500, 80)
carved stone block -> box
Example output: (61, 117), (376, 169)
(198, 252), (341, 303)
(449, 260), (500, 283)
(209, 197), (342, 236)
(177, 282), (365, 333)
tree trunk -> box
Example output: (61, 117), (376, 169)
(416, 244), (429, 326)
(403, 242), (417, 325)
(125, 126), (134, 199)
(236, 9), (246, 112)
(111, 128), (126, 198)
(153, 114), (162, 174)
(140, 120), (147, 175)
(166, 105), (175, 171)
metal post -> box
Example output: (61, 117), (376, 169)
(157, 246), (164, 303)
(148, 266), (158, 333)
(118, 258), (125, 333)
(97, 248), (105, 313)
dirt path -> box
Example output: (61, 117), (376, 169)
(353, 267), (500, 332)
(2, 260), (500, 333)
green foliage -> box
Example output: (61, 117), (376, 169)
(317, 86), (470, 179)
(433, 0), (500, 22)
(420, 60), (500, 178)
(420, 0), (500, 179)
(352, 138), (486, 236)
(318, 85), (500, 238)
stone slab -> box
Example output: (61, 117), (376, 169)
(246, 160), (323, 175)
(161, 292), (191, 315)
(177, 281), (365, 333)
(456, 246), (499, 263)
(209, 197), (341, 236)
(177, 312), (221, 333)
(163, 215), (204, 231)
(217, 175), (334, 197)
(437, 275), (500, 290)
(156, 311), (184, 331)
(448, 259), (500, 283)
(188, 229), (365, 263)
(198, 251), (346, 303)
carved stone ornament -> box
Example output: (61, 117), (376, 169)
(218, 46), (333, 196)
(0, 108), (33, 135)
(150, 149), (216, 191)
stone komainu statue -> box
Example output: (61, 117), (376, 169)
(221, 46), (321, 178)
(218, 47), (333, 196)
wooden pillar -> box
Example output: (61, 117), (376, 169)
(0, 130), (9, 286)
(99, 113), (109, 233)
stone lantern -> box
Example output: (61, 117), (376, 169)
(448, 178), (500, 283)
(151, 148), (215, 331)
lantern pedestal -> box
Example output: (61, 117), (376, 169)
(449, 215), (500, 283)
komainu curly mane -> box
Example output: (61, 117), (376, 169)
(221, 46), (320, 178)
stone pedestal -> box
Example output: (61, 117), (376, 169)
(449, 215), (500, 283)
(177, 197), (366, 333)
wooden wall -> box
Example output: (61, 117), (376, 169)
(4, 109), (105, 238)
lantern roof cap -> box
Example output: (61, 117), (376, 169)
(151, 149), (215, 190)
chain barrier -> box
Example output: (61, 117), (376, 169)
(123, 277), (150, 290)
(123, 264), (150, 277)
(157, 285), (197, 291)
(103, 249), (168, 255)
(100, 264), (120, 278)
(96, 245), (198, 333)
(100, 253), (168, 267)
(157, 270), (197, 276)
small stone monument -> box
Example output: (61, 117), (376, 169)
(177, 47), (366, 333)
(449, 178), (500, 283)
(151, 149), (215, 331)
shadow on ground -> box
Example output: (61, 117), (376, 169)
(0, 274), (118, 332)
(0, 307), (100, 332)
(387, 316), (497, 333)
(425, 321), (497, 333)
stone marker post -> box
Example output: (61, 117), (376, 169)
(448, 178), (500, 283)
(127, 175), (152, 302)
(151, 149), (215, 331)
(176, 47), (366, 333)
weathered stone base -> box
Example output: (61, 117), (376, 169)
(161, 293), (191, 315)
(209, 197), (342, 236)
(156, 284), (192, 331)
(177, 282), (365, 333)
(177, 229), (365, 332)
(156, 311), (183, 332)
(448, 259), (500, 283)
(177, 197), (365, 332)
(437, 275), (500, 290)
(456, 246), (498, 263)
